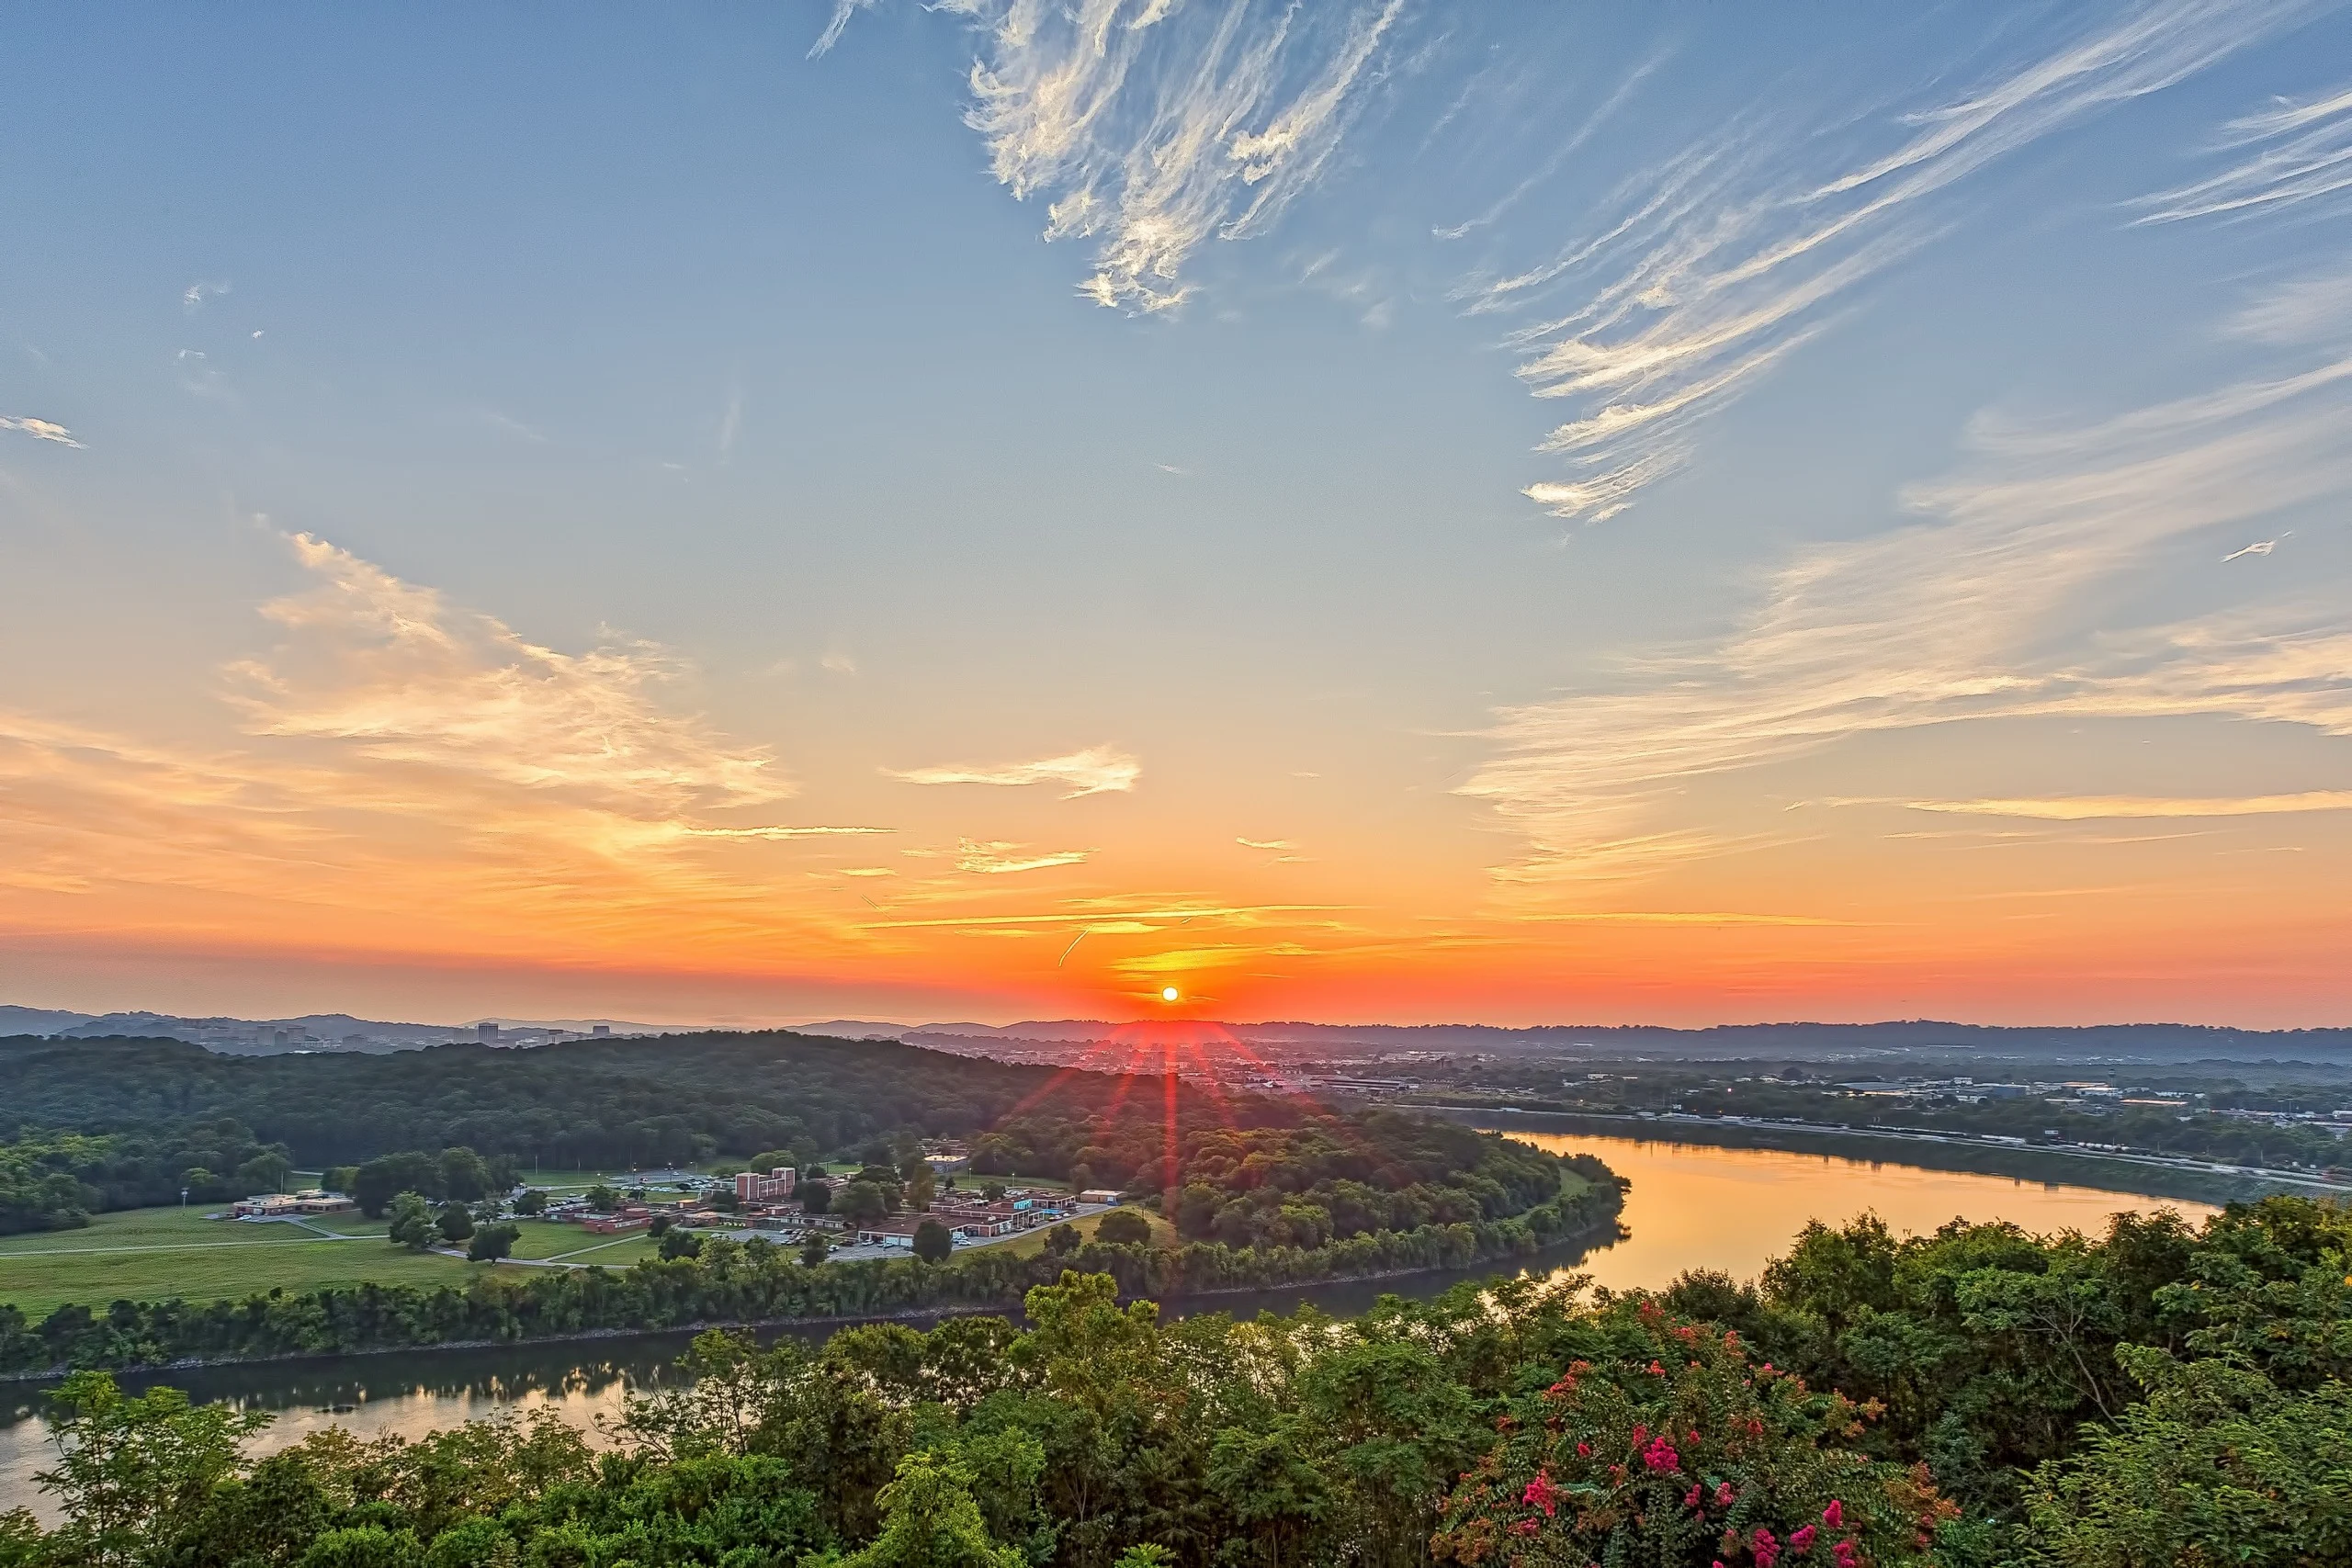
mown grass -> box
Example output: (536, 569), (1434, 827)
(0, 1207), (479, 1319)
(997, 1204), (1180, 1258)
(0, 1203), (692, 1319)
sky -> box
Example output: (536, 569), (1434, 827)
(4, 1), (2351, 1030)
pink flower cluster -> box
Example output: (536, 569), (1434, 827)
(1521, 1472), (1559, 1517)
(1642, 1436), (1680, 1472)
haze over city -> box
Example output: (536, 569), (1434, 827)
(6, 1), (2351, 1030)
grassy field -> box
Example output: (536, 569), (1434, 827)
(501, 1219), (661, 1266)
(997, 1204), (1180, 1258)
(0, 1205), (689, 1319)
(0, 1207), (479, 1319)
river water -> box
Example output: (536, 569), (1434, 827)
(0, 1131), (2218, 1515)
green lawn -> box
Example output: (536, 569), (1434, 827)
(500, 1219), (661, 1265)
(0, 1207), (480, 1319)
(998, 1204), (1179, 1258)
(542, 1233), (661, 1268)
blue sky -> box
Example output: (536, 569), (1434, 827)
(4, 1), (2350, 1026)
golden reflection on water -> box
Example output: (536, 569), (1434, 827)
(1509, 1132), (2221, 1295)
(0, 1136), (2225, 1517)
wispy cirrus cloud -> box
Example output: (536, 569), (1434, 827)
(888, 744), (1140, 798)
(938, 0), (1405, 312)
(954, 840), (1092, 874)
(1894, 792), (2352, 819)
(0, 416), (83, 447)
(0, 539), (942, 970)
(2135, 77), (2352, 224)
(808, 0), (879, 59)
(1463, 270), (2352, 886)
(230, 534), (792, 816)
(1472, 0), (2304, 522)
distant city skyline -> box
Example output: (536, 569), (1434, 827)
(5, 2), (2350, 1027)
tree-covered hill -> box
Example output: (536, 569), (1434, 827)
(0, 1031), (1114, 1168)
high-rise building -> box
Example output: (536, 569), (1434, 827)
(477, 1021), (500, 1043)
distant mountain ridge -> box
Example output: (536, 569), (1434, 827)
(11, 1006), (2351, 1064)
(0, 1008), (666, 1053)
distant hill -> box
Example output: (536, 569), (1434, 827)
(14, 1004), (2351, 1066)
(0, 1006), (95, 1036)
(1, 1007), (668, 1053)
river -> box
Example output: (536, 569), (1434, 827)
(0, 1131), (2219, 1514)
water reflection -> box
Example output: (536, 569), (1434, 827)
(1508, 1133), (2216, 1297)
(0, 1131), (2219, 1516)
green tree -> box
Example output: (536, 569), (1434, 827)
(234, 1151), (292, 1197)
(33, 1371), (269, 1568)
(839, 1180), (891, 1229)
(467, 1223), (519, 1263)
(913, 1219), (954, 1264)
(800, 1231), (831, 1267)
(909, 1166), (937, 1212)
(435, 1201), (474, 1244)
(583, 1183), (619, 1212)
(1094, 1209), (1150, 1247)
(832, 1450), (1027, 1568)
(352, 1152), (442, 1218)
(2022, 1347), (2352, 1567)
(511, 1187), (548, 1217)
(1044, 1223), (1081, 1258)
(384, 1191), (435, 1251)
(437, 1147), (492, 1203)
(801, 1179), (833, 1215)
(659, 1228), (704, 1260)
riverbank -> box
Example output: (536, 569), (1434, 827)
(0, 1202), (1631, 1395)
(0, 1167), (1624, 1382)
(1422, 1104), (2331, 1206)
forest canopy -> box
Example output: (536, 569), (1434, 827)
(7, 1192), (2349, 1568)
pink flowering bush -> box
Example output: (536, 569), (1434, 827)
(1430, 1303), (1951, 1567)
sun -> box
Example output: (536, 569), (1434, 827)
(1160, 986), (1180, 1003)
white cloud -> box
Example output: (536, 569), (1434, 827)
(2135, 77), (2352, 224)
(1472, 0), (2301, 522)
(471, 408), (548, 443)
(943, 0), (1404, 312)
(182, 279), (231, 310)
(821, 650), (858, 675)
(1896, 792), (2352, 819)
(808, 0), (879, 59)
(718, 387), (743, 457)
(954, 839), (1092, 874)
(1236, 836), (1294, 850)
(0, 416), (83, 447)
(229, 533), (792, 817)
(888, 744), (1141, 798)
(1463, 281), (2352, 886)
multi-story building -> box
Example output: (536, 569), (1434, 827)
(735, 1166), (798, 1203)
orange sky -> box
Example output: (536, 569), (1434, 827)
(6, 6), (2351, 1030)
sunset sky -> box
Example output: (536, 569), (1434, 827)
(5, 2), (2351, 1028)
